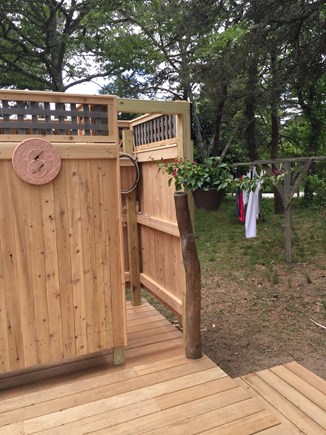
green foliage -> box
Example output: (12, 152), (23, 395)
(306, 173), (326, 209)
(0, 0), (135, 91)
(158, 157), (233, 192)
(158, 158), (285, 193)
(0, 0), (324, 169)
(196, 24), (247, 59)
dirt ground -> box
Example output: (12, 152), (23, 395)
(200, 262), (326, 380)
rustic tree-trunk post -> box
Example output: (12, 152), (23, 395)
(174, 192), (202, 359)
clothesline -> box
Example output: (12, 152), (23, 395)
(232, 156), (326, 167)
(231, 155), (326, 265)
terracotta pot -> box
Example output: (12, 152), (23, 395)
(192, 188), (225, 211)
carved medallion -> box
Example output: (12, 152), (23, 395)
(12, 138), (61, 185)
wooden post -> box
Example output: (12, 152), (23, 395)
(113, 347), (125, 365)
(174, 192), (202, 359)
(122, 130), (141, 306)
(127, 189), (141, 306)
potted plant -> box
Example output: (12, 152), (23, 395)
(158, 157), (234, 211)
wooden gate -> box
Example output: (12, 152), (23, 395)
(0, 91), (126, 373)
(118, 99), (193, 319)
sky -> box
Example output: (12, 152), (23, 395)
(67, 79), (105, 95)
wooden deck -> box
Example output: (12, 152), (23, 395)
(0, 301), (325, 434)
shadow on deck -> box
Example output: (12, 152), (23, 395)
(0, 301), (325, 434)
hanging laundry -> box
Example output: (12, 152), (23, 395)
(235, 169), (246, 223)
(236, 188), (245, 222)
(235, 176), (246, 222)
(244, 167), (263, 238)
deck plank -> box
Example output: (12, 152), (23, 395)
(236, 377), (301, 434)
(241, 372), (326, 434)
(1, 360), (217, 428)
(284, 361), (326, 395)
(270, 365), (326, 411)
(94, 394), (261, 435)
(257, 369), (326, 430)
(200, 410), (281, 435)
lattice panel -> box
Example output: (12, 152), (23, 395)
(0, 100), (109, 136)
(133, 115), (176, 146)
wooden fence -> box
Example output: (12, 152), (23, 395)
(0, 91), (126, 374)
(117, 102), (193, 318)
(0, 91), (193, 375)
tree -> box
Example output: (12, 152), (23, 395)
(0, 0), (129, 91)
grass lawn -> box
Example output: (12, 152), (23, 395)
(196, 196), (326, 379)
(137, 195), (325, 379)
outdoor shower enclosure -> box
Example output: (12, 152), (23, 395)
(0, 90), (192, 374)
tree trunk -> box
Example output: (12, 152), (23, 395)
(174, 192), (202, 360)
(191, 101), (209, 159)
(270, 50), (284, 214)
(245, 58), (258, 161)
(48, 5), (65, 92)
(210, 85), (228, 157)
(297, 85), (323, 203)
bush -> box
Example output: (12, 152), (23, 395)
(306, 174), (326, 209)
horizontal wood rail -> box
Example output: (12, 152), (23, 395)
(0, 134), (116, 143)
(0, 120), (108, 134)
(134, 144), (178, 162)
(0, 143), (118, 159)
(135, 138), (178, 151)
(0, 89), (116, 104)
(137, 214), (179, 237)
(140, 273), (182, 316)
(117, 98), (190, 115)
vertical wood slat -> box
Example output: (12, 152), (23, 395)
(78, 160), (97, 353)
(11, 175), (37, 368)
(53, 163), (75, 359)
(0, 236), (10, 372)
(56, 102), (66, 135)
(123, 130), (141, 306)
(0, 163), (24, 370)
(17, 101), (25, 134)
(44, 102), (52, 135)
(90, 160), (111, 351)
(83, 104), (91, 136)
(107, 102), (114, 139)
(26, 184), (50, 365)
(70, 103), (78, 135)
(105, 157), (127, 355)
(65, 161), (88, 356)
(41, 182), (63, 361)
(2, 101), (10, 134)
(31, 102), (38, 134)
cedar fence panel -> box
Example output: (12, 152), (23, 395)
(120, 106), (192, 318)
(0, 91), (126, 374)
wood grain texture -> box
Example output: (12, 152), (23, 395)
(240, 365), (326, 435)
(174, 192), (202, 359)
(1, 302), (325, 435)
(0, 156), (126, 373)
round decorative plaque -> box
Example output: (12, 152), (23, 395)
(12, 138), (61, 185)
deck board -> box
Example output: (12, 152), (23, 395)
(237, 362), (326, 435)
(0, 301), (325, 434)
